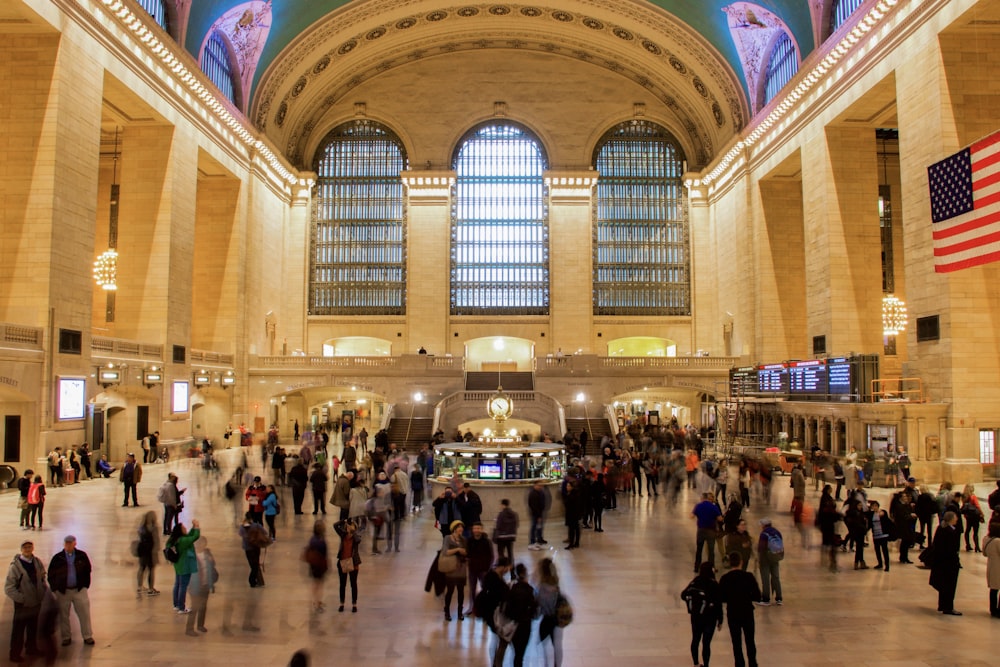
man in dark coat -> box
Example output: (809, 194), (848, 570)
(929, 511), (963, 614)
(719, 551), (762, 667)
(288, 460), (308, 514)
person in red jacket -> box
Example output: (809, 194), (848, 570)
(245, 476), (267, 524)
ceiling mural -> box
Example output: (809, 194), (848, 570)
(201, 0), (274, 103)
(184, 0), (817, 101)
(722, 2), (797, 113)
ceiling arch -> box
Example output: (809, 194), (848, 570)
(250, 1), (754, 169)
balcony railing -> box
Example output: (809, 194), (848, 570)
(0, 323), (43, 349)
(253, 354), (462, 371)
(91, 336), (162, 360)
(537, 354), (739, 372)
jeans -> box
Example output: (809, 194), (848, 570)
(123, 483), (138, 506)
(443, 580), (465, 615)
(727, 615), (757, 667)
(695, 529), (717, 568)
(163, 505), (178, 535)
(530, 515), (544, 544)
(245, 548), (262, 586)
(338, 568), (359, 604)
(173, 573), (191, 610)
(759, 558), (782, 602)
(873, 538), (890, 569)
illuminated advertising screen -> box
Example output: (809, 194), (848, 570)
(172, 381), (189, 413)
(58, 378), (86, 420)
(478, 460), (503, 480)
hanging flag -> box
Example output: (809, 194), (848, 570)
(927, 130), (1000, 273)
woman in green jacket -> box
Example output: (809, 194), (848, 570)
(167, 519), (200, 614)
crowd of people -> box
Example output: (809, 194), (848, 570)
(7, 424), (1000, 666)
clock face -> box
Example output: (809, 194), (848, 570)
(489, 396), (511, 416)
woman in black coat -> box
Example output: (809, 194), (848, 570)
(681, 562), (724, 667)
(929, 511), (963, 615)
(493, 563), (536, 667)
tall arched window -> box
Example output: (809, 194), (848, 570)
(136, 0), (169, 32)
(592, 121), (689, 316)
(310, 121), (408, 315)
(451, 123), (549, 315)
(829, 0), (866, 34)
(763, 32), (798, 105)
(200, 30), (236, 105)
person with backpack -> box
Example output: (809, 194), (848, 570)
(535, 557), (570, 667)
(27, 475), (45, 531)
(165, 519), (200, 614)
(238, 513), (268, 587)
(681, 562), (723, 667)
(756, 518), (783, 605)
(493, 563), (537, 667)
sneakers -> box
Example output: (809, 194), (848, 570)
(147, 589), (160, 596)
(528, 544), (542, 551)
(775, 599), (783, 606)
(755, 600), (771, 607)
(177, 608), (191, 615)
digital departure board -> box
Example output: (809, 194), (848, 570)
(827, 357), (853, 395)
(788, 359), (827, 395)
(730, 366), (758, 395)
(757, 363), (788, 393)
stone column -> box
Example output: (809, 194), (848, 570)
(547, 172), (597, 354)
(403, 171), (455, 354)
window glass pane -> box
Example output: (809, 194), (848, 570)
(201, 31), (235, 104)
(980, 430), (995, 465)
(136, 0), (168, 31)
(592, 121), (690, 316)
(310, 121), (407, 315)
(830, 0), (866, 34)
(764, 32), (797, 104)
(450, 124), (549, 315)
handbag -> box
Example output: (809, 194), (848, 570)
(339, 557), (355, 573)
(493, 606), (518, 642)
(437, 550), (459, 574)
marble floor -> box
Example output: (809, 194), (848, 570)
(2, 448), (999, 667)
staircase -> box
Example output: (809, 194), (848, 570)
(385, 417), (434, 452)
(564, 417), (615, 447)
(465, 371), (534, 391)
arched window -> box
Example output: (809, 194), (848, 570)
(136, 0), (169, 32)
(829, 0), (866, 34)
(592, 121), (689, 316)
(763, 32), (798, 105)
(310, 121), (408, 315)
(451, 123), (549, 315)
(200, 30), (236, 105)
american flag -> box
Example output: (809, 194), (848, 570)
(928, 130), (1000, 273)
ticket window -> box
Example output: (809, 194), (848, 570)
(867, 424), (896, 456)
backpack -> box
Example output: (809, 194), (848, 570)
(247, 525), (270, 549)
(156, 484), (169, 504)
(274, 496), (281, 516)
(766, 529), (785, 560)
(27, 484), (41, 505)
(224, 480), (237, 500)
(555, 592), (574, 627)
(681, 581), (715, 616)
(48, 451), (59, 467)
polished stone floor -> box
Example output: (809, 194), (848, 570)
(2, 447), (999, 666)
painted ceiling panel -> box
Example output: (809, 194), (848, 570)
(183, 0), (817, 102)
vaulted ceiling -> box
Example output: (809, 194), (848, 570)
(177, 1), (825, 169)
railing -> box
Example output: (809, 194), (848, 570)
(92, 336), (162, 360)
(537, 354), (739, 372)
(190, 349), (234, 366)
(870, 377), (925, 403)
(0, 323), (43, 348)
(253, 354), (462, 371)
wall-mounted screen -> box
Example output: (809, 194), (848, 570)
(788, 359), (827, 395)
(827, 357), (852, 395)
(757, 363), (787, 393)
(479, 460), (503, 480)
(58, 378), (86, 420)
(172, 381), (189, 413)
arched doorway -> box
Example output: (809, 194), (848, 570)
(464, 336), (534, 372)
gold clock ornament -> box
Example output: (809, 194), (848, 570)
(487, 387), (513, 424)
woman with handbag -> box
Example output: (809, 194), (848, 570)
(334, 518), (362, 612)
(440, 520), (468, 621)
(167, 519), (201, 614)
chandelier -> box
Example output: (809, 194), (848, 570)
(93, 249), (118, 290)
(882, 294), (907, 336)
